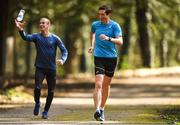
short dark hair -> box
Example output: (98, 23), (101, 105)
(99, 5), (112, 15)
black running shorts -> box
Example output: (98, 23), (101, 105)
(94, 56), (117, 77)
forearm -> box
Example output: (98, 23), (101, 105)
(90, 32), (95, 47)
(108, 37), (123, 45)
(61, 51), (68, 64)
(19, 30), (34, 42)
(19, 30), (27, 41)
(99, 34), (123, 45)
(60, 44), (68, 64)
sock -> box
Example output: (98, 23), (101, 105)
(96, 107), (100, 111)
(100, 107), (104, 111)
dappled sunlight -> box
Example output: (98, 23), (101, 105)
(43, 97), (180, 106)
(115, 66), (180, 78)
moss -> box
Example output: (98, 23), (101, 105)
(54, 105), (169, 124)
(5, 86), (33, 102)
(55, 107), (93, 121)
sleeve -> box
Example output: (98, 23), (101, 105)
(19, 30), (35, 42)
(56, 36), (68, 64)
(91, 22), (96, 33)
(113, 23), (122, 37)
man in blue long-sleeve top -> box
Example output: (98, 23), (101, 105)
(15, 17), (68, 119)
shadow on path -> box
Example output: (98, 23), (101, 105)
(1, 77), (180, 124)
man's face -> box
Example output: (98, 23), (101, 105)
(39, 18), (50, 32)
(98, 10), (109, 23)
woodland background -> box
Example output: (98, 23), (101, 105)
(0, 0), (179, 88)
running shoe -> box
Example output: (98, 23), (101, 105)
(94, 109), (101, 121)
(33, 103), (40, 116)
(42, 111), (48, 119)
(100, 109), (105, 121)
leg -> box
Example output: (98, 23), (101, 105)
(34, 67), (45, 115)
(93, 74), (104, 109)
(100, 57), (117, 121)
(101, 75), (112, 109)
(93, 56), (106, 121)
(34, 67), (45, 104)
(101, 57), (117, 109)
(44, 69), (56, 112)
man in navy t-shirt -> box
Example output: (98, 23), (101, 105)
(15, 17), (68, 119)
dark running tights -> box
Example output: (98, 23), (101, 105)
(34, 67), (56, 112)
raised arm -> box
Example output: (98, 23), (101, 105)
(15, 20), (34, 42)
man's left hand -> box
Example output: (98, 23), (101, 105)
(56, 59), (64, 65)
(99, 34), (108, 40)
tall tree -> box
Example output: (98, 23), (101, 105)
(150, 0), (180, 67)
(0, 0), (9, 88)
(0, 0), (9, 76)
(135, 0), (151, 67)
(54, 0), (102, 74)
(25, 21), (32, 77)
(117, 6), (133, 69)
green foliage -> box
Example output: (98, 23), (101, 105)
(6, 0), (180, 76)
(5, 86), (33, 101)
(158, 105), (180, 124)
(149, 0), (180, 67)
(57, 65), (65, 77)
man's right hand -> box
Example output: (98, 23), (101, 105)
(88, 46), (94, 54)
(15, 20), (26, 31)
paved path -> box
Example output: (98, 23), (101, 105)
(0, 76), (180, 124)
(1, 97), (179, 125)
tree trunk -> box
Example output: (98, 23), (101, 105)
(13, 34), (18, 77)
(79, 50), (86, 72)
(79, 29), (86, 72)
(135, 0), (151, 67)
(0, 0), (9, 88)
(118, 11), (132, 69)
(0, 0), (8, 76)
(64, 20), (81, 74)
(160, 36), (168, 67)
(25, 21), (32, 77)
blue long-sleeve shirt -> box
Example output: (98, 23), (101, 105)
(19, 30), (68, 70)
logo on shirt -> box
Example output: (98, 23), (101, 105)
(108, 26), (112, 29)
(49, 41), (53, 44)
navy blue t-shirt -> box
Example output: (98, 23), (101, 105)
(19, 30), (68, 70)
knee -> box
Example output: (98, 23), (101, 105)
(103, 82), (111, 88)
(48, 89), (55, 94)
(95, 81), (103, 90)
(47, 90), (54, 98)
(35, 83), (42, 90)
